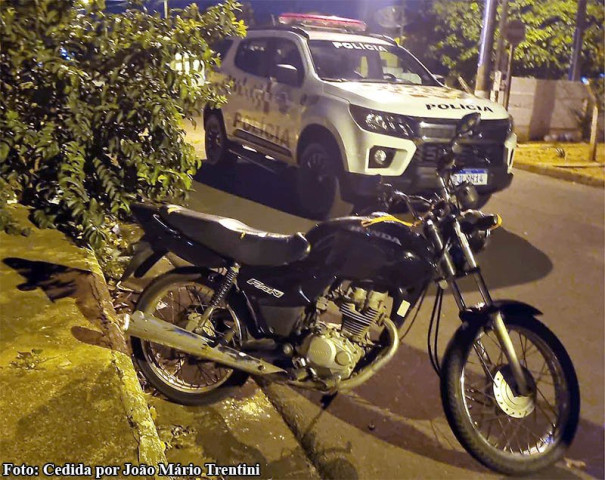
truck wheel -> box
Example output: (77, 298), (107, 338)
(296, 141), (342, 220)
(204, 112), (237, 167)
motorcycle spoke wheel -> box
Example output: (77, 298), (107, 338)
(441, 315), (579, 476)
(463, 328), (562, 454)
(131, 270), (248, 405)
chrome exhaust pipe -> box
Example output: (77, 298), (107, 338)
(339, 318), (399, 391)
(123, 310), (285, 376)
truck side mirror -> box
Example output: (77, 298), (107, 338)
(275, 64), (300, 86)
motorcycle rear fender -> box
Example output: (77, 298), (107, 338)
(120, 240), (167, 282)
(140, 265), (264, 340)
(459, 300), (542, 324)
(121, 204), (229, 283)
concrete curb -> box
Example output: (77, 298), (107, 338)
(84, 251), (167, 467)
(259, 383), (341, 479)
(513, 161), (604, 188)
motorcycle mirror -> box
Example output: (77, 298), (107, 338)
(456, 182), (480, 209)
(457, 113), (481, 137)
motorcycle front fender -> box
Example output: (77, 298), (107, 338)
(459, 300), (542, 325)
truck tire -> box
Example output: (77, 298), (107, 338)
(296, 140), (343, 220)
(204, 112), (237, 167)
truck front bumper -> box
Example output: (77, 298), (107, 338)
(345, 164), (513, 198)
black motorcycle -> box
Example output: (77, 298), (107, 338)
(121, 114), (579, 476)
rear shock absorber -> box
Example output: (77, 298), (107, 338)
(186, 263), (240, 332)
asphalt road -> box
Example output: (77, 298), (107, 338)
(185, 158), (604, 479)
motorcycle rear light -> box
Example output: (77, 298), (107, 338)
(278, 13), (367, 32)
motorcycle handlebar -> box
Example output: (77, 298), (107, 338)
(378, 185), (433, 214)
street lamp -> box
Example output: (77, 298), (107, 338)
(569, 0), (587, 81)
(475, 0), (499, 98)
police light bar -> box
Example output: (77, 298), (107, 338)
(278, 13), (367, 32)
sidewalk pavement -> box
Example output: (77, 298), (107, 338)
(0, 205), (165, 473)
(514, 143), (605, 187)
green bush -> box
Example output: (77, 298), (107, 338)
(404, 0), (604, 82)
(0, 0), (244, 275)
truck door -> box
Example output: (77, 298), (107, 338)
(227, 37), (273, 152)
(265, 38), (306, 163)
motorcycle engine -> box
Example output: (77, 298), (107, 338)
(295, 285), (388, 380)
(339, 286), (388, 341)
(297, 324), (364, 379)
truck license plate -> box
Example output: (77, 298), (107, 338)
(452, 169), (488, 186)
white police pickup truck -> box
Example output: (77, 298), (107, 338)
(205, 13), (516, 217)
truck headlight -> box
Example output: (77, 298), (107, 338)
(350, 105), (415, 138)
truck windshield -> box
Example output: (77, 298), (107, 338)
(308, 40), (439, 86)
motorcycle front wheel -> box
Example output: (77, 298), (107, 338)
(440, 315), (580, 476)
(131, 269), (249, 406)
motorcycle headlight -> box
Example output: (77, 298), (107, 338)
(350, 105), (415, 138)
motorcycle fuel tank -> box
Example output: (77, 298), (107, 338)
(305, 215), (435, 288)
(239, 214), (435, 308)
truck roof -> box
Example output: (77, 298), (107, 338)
(304, 30), (393, 44)
(247, 25), (395, 46)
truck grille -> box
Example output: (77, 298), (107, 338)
(415, 118), (510, 143)
(413, 143), (505, 167)
(406, 116), (510, 167)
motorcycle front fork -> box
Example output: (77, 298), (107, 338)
(428, 218), (530, 395)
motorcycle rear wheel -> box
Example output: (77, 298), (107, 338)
(440, 315), (580, 476)
(131, 269), (248, 406)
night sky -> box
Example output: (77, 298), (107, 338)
(105, 0), (408, 31)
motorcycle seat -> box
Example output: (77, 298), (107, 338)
(159, 205), (310, 267)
